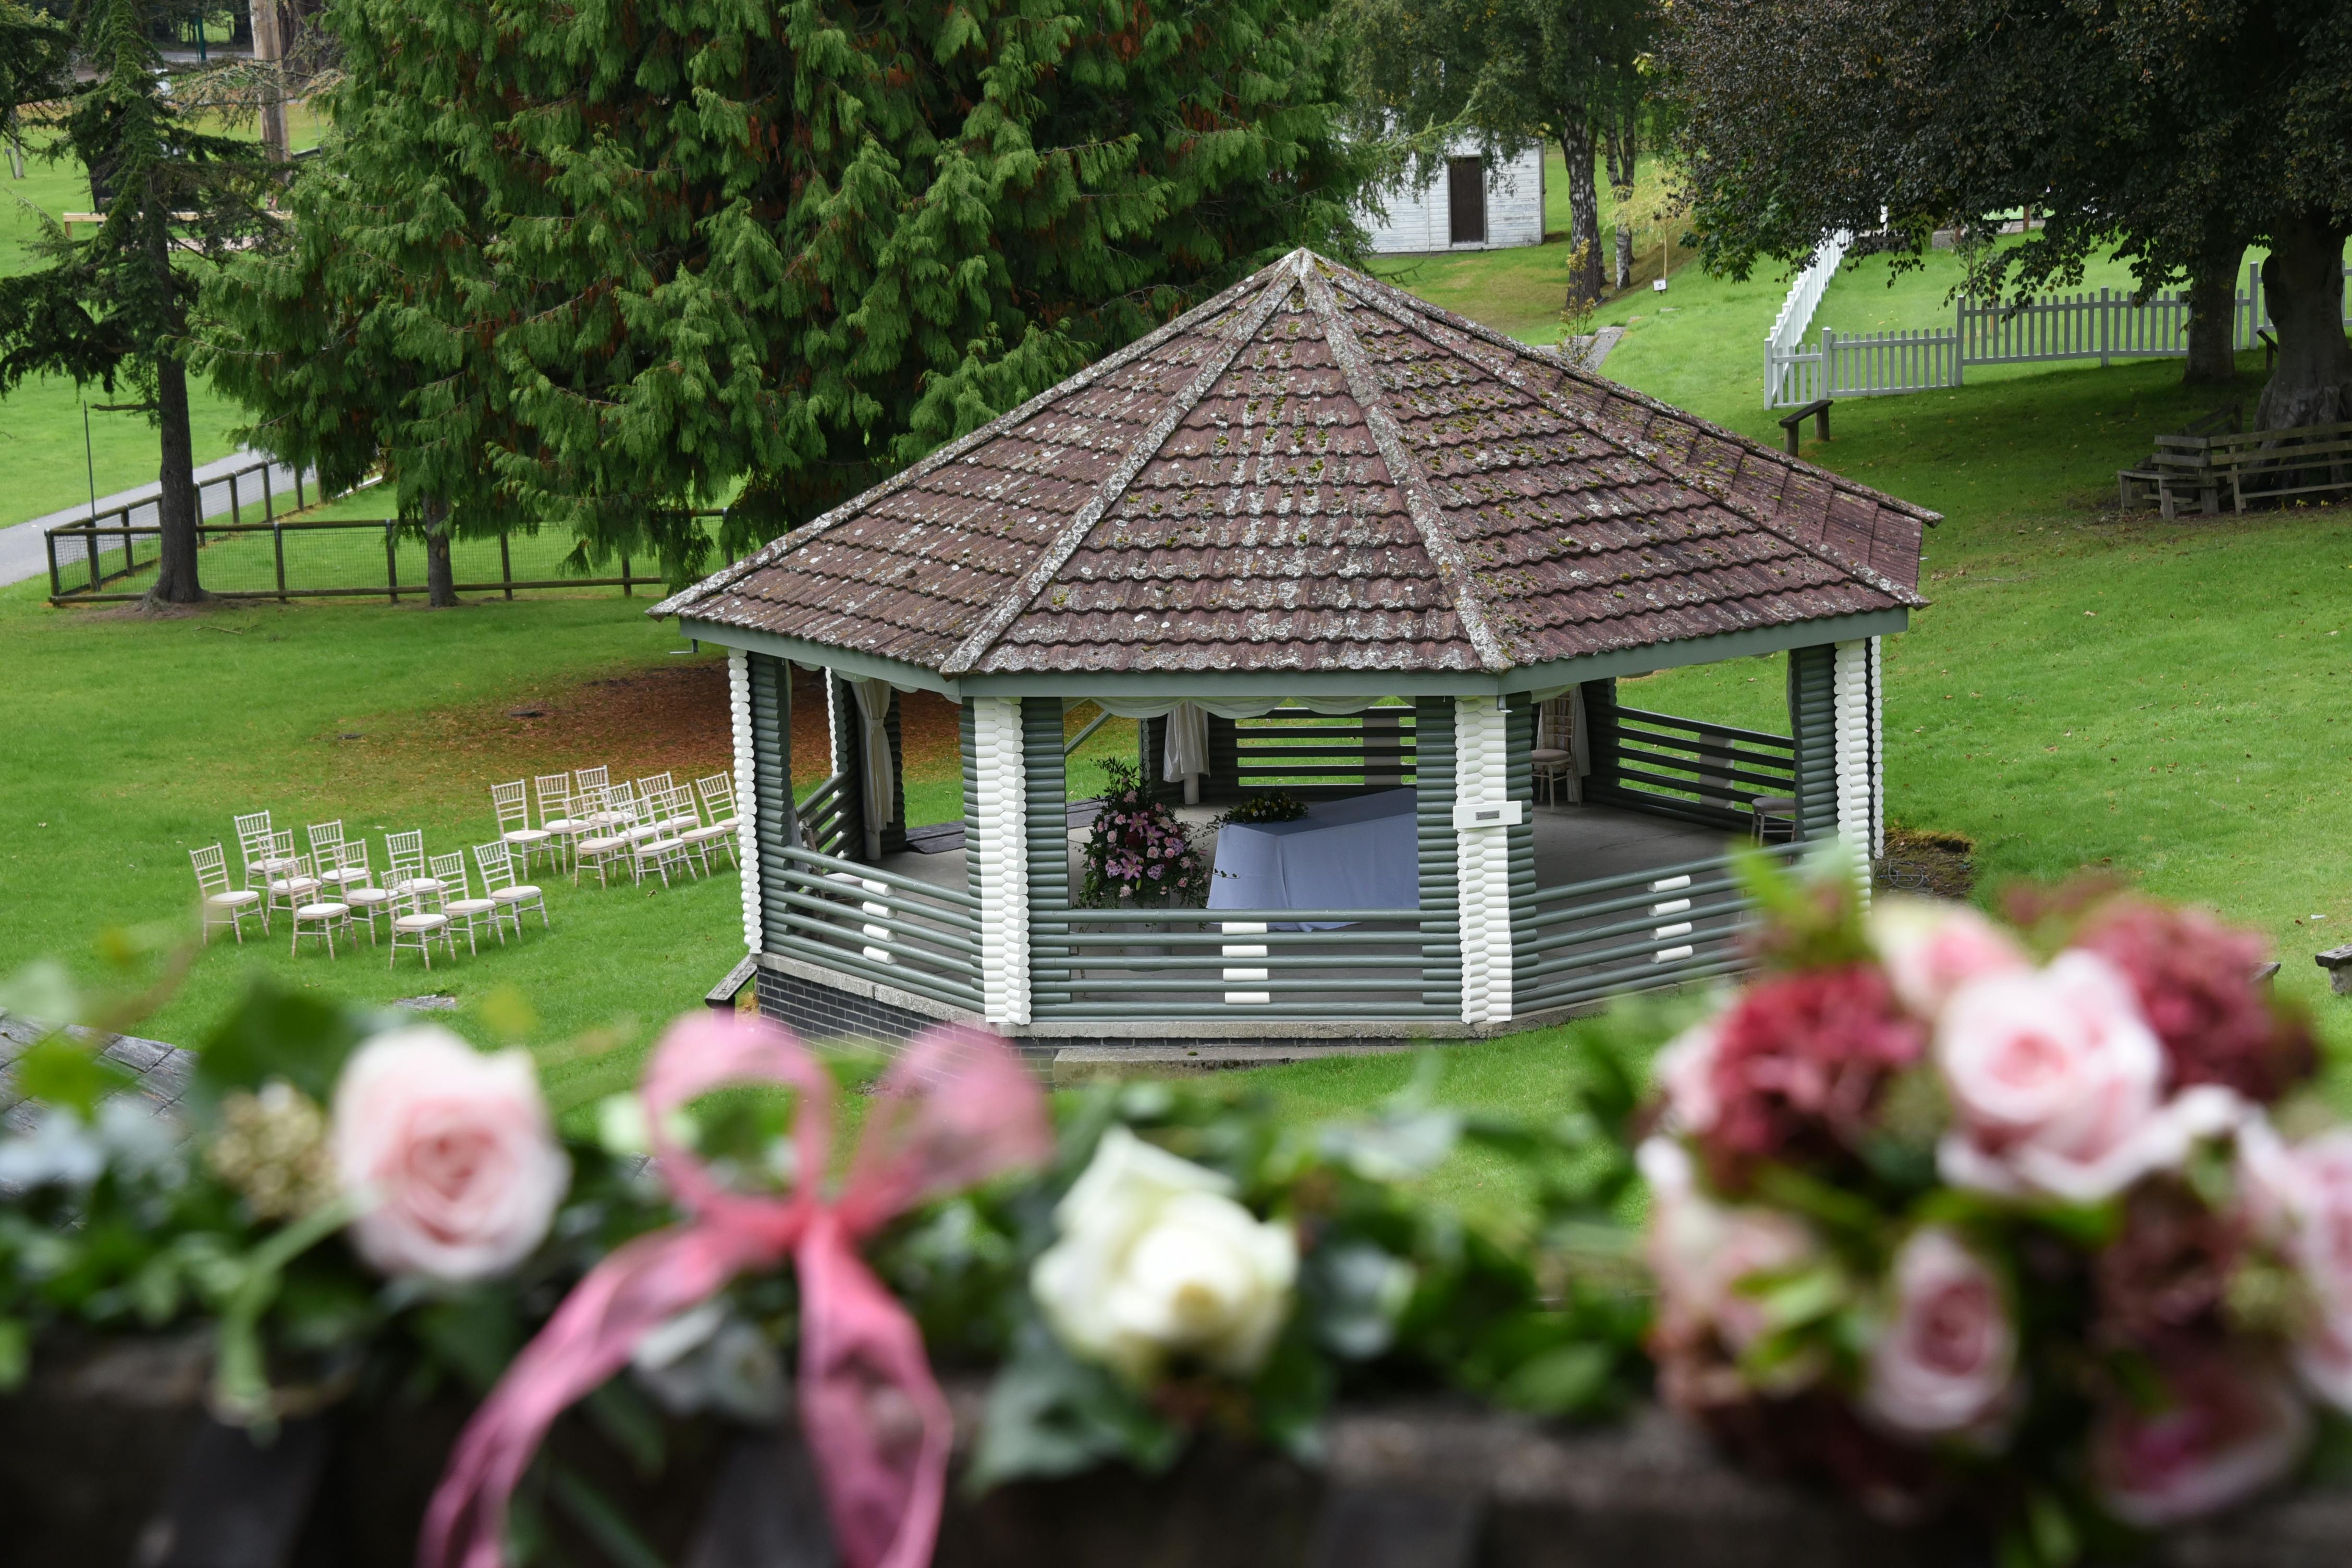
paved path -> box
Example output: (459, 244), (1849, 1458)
(0, 1012), (193, 1141)
(0, 449), (315, 591)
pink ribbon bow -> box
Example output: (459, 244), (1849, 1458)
(419, 1013), (1052, 1568)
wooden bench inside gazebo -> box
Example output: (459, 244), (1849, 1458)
(656, 250), (1937, 1056)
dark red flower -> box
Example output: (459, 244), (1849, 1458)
(2094, 1179), (2244, 1354)
(1701, 964), (1927, 1190)
(2074, 901), (2316, 1104)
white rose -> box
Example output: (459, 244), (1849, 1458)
(331, 1025), (570, 1284)
(1860, 1227), (2018, 1441)
(1031, 1126), (1297, 1382)
(1936, 951), (2240, 1204)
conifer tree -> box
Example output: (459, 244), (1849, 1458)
(1, 0), (69, 180)
(200, 0), (1368, 587)
(0, 0), (270, 604)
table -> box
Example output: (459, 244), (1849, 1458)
(1208, 788), (1418, 927)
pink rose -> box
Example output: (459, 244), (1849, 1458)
(1868, 897), (2030, 1019)
(332, 1025), (571, 1283)
(2237, 1122), (2352, 1411)
(1860, 1228), (2018, 1441)
(1639, 1137), (1820, 1364)
(1936, 952), (2241, 1204)
(2091, 1351), (2310, 1527)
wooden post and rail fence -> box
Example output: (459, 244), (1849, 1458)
(43, 458), (722, 605)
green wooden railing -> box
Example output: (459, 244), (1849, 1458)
(1030, 906), (1447, 1020)
(1515, 841), (1806, 1014)
(794, 774), (852, 860)
(1586, 702), (1798, 830)
(761, 843), (983, 1011)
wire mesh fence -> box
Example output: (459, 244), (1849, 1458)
(46, 485), (725, 604)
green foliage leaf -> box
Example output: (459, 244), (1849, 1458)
(0, 1316), (27, 1391)
(194, 981), (365, 1106)
(1496, 1342), (1613, 1415)
(966, 1318), (1180, 1491)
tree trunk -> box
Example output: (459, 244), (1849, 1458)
(1606, 114), (1637, 292)
(146, 355), (207, 605)
(422, 498), (456, 607)
(2183, 244), (2244, 386)
(1559, 117), (1601, 314)
(251, 0), (288, 164)
(2254, 211), (2352, 431)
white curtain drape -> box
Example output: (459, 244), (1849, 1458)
(1162, 701), (1210, 804)
(851, 678), (896, 859)
(1533, 688), (1591, 804)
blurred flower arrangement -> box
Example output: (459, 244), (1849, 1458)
(0, 955), (1648, 1565)
(1080, 758), (1210, 906)
(1215, 791), (1309, 827)
(13, 847), (2341, 1563)
(1637, 852), (2342, 1560)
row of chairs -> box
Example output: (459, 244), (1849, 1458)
(191, 813), (549, 966)
(488, 768), (738, 890)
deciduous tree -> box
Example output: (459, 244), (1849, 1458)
(1667, 0), (2352, 426)
(1343, 0), (1656, 311)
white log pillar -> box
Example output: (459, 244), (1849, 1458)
(1832, 639), (1880, 905)
(724, 653), (762, 949)
(728, 650), (762, 952)
(969, 696), (1032, 1025)
(1453, 695), (1515, 1026)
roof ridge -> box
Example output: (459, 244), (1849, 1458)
(1302, 262), (1514, 673)
(646, 262), (1283, 623)
(1325, 267), (1928, 610)
(936, 255), (1312, 677)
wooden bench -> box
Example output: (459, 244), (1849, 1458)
(2119, 401), (2239, 510)
(2153, 417), (2352, 518)
(1777, 398), (1831, 456)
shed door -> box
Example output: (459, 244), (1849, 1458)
(1447, 157), (1487, 246)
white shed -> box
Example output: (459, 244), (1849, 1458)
(1362, 140), (1547, 254)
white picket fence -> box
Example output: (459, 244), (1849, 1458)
(1765, 262), (2352, 407)
(1762, 231), (1851, 406)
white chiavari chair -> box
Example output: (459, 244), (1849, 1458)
(190, 843), (264, 945)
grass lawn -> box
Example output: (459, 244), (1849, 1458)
(0, 571), (744, 1125)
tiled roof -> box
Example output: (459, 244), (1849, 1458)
(654, 251), (1934, 679)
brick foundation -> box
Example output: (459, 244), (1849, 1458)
(756, 963), (954, 1049)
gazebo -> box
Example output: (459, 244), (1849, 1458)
(653, 250), (1935, 1054)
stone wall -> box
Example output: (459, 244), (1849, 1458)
(7, 1339), (2348, 1568)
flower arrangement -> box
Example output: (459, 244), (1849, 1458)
(0, 966), (1647, 1563)
(1215, 791), (1309, 826)
(1080, 757), (1210, 906)
(1637, 854), (2338, 1558)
